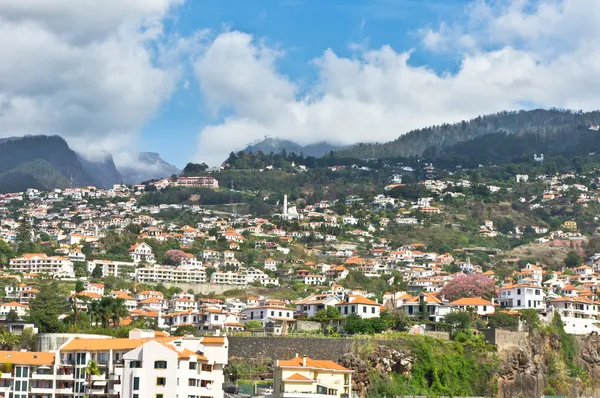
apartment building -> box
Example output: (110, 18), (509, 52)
(497, 282), (546, 311)
(9, 253), (75, 279)
(0, 330), (228, 398)
(273, 355), (352, 398)
(175, 176), (219, 188)
(135, 265), (207, 284)
(547, 296), (600, 335)
(87, 259), (136, 278)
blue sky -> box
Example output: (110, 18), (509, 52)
(144, 0), (471, 165)
(2, 0), (599, 168)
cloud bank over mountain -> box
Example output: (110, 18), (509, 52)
(0, 0), (188, 158)
(192, 0), (600, 165)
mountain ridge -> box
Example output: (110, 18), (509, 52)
(243, 137), (346, 158)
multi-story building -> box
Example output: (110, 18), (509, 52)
(273, 355), (352, 398)
(87, 259), (136, 278)
(0, 330), (228, 398)
(128, 242), (156, 264)
(135, 265), (207, 284)
(497, 282), (546, 311)
(336, 295), (381, 319)
(9, 253), (75, 279)
(175, 176), (219, 188)
(547, 297), (600, 335)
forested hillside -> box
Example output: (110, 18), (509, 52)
(0, 135), (91, 192)
(336, 109), (600, 160)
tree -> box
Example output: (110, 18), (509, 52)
(75, 280), (85, 293)
(29, 280), (67, 333)
(85, 359), (101, 397)
(380, 310), (412, 332)
(5, 309), (19, 323)
(487, 312), (519, 330)
(519, 309), (541, 332)
(174, 325), (197, 336)
(164, 249), (188, 266)
(444, 311), (473, 330)
(245, 320), (263, 331)
(19, 328), (37, 351)
(438, 274), (497, 301)
(91, 265), (103, 279)
(564, 251), (582, 268)
(0, 331), (19, 350)
(313, 306), (341, 322)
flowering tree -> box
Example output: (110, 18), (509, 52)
(164, 249), (188, 266)
(439, 274), (496, 301)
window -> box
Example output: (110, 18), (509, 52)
(189, 362), (197, 370)
(22, 367), (28, 377)
(133, 395), (139, 398)
(157, 377), (166, 386)
(133, 377), (140, 390)
(156, 395), (164, 398)
(189, 378), (197, 386)
(154, 361), (168, 369)
(16, 367), (21, 377)
(362, 306), (366, 313)
(517, 289), (521, 295)
(271, 311), (274, 316)
(130, 361), (142, 368)
(371, 307), (375, 313)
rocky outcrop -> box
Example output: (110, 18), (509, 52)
(338, 345), (412, 398)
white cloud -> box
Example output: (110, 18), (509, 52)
(193, 0), (600, 165)
(0, 0), (190, 159)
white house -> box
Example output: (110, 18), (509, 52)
(128, 242), (156, 264)
(450, 297), (495, 316)
(497, 282), (546, 310)
(336, 295), (380, 319)
(296, 294), (341, 318)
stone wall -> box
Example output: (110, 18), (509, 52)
(296, 320), (322, 332)
(228, 336), (361, 361)
(483, 329), (528, 351)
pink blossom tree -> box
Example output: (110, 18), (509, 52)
(164, 249), (188, 266)
(439, 274), (496, 301)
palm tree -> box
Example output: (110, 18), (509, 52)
(88, 301), (102, 327)
(85, 359), (101, 397)
(0, 332), (20, 350)
(110, 298), (129, 328)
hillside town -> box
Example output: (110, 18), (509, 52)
(0, 159), (599, 397)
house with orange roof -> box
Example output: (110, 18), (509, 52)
(450, 297), (495, 315)
(401, 292), (453, 322)
(274, 354), (352, 398)
(296, 294), (341, 318)
(0, 301), (29, 317)
(547, 296), (600, 335)
(497, 282), (545, 311)
(336, 295), (380, 319)
(128, 242), (155, 264)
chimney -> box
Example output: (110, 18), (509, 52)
(302, 355), (307, 367)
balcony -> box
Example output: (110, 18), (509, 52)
(31, 386), (54, 394)
(31, 372), (54, 380)
(91, 375), (107, 382)
(55, 387), (75, 394)
(55, 373), (74, 380)
(0, 373), (13, 379)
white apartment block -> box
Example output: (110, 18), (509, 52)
(135, 265), (207, 284)
(0, 331), (228, 398)
(9, 253), (75, 279)
(0, 329), (228, 398)
(87, 260), (136, 278)
(497, 283), (546, 310)
(547, 297), (600, 335)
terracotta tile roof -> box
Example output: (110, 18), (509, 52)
(200, 337), (226, 345)
(61, 337), (179, 352)
(0, 351), (54, 366)
(450, 297), (493, 306)
(284, 373), (314, 381)
(336, 295), (378, 306)
(278, 356), (351, 371)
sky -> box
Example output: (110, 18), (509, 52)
(1, 0), (600, 167)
